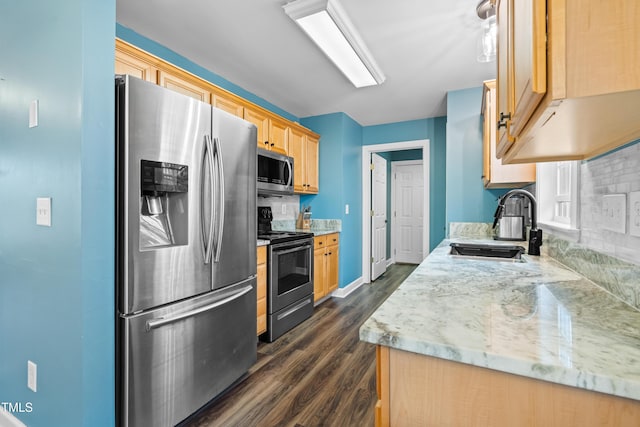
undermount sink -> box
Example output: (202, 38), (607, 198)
(449, 243), (526, 261)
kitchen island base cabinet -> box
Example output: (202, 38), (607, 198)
(375, 346), (640, 427)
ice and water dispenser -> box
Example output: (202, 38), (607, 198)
(139, 160), (189, 249)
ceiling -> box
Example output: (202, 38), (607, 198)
(116, 0), (497, 126)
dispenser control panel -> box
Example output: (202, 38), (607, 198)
(141, 160), (188, 195)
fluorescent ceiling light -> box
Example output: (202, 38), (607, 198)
(283, 0), (385, 88)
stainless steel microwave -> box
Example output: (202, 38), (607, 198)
(257, 148), (294, 196)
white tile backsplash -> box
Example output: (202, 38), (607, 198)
(257, 195), (300, 220)
(580, 141), (640, 265)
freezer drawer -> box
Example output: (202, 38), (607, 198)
(119, 279), (257, 427)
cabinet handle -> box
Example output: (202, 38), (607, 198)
(263, 141), (269, 146)
(270, 142), (275, 147)
(497, 112), (511, 129)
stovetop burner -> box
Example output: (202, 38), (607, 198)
(257, 206), (313, 244)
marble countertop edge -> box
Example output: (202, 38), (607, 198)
(359, 236), (640, 402)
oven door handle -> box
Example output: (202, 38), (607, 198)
(273, 243), (312, 255)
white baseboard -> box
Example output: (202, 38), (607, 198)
(0, 409), (27, 427)
(386, 258), (394, 267)
(330, 276), (364, 299)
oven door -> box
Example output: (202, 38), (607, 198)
(268, 238), (313, 313)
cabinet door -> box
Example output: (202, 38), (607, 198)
(158, 70), (211, 103)
(289, 127), (306, 193)
(244, 107), (270, 151)
(305, 135), (319, 194)
(496, 0), (546, 158)
(496, 0), (513, 156)
(256, 246), (267, 336)
(115, 50), (158, 83)
(213, 93), (244, 118)
(326, 240), (339, 294)
(269, 118), (289, 155)
(509, 0), (546, 137)
(483, 80), (536, 188)
(313, 247), (326, 302)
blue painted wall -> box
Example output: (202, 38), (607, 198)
(445, 87), (506, 232)
(300, 113), (363, 287)
(0, 1), (115, 426)
(299, 117), (446, 287)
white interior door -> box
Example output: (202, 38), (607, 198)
(371, 153), (387, 281)
(393, 161), (424, 264)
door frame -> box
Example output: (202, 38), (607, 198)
(391, 160), (424, 265)
(361, 140), (430, 284)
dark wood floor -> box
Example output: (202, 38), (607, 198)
(184, 264), (417, 427)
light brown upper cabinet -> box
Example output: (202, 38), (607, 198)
(115, 39), (320, 170)
(495, 0), (640, 164)
(483, 80), (535, 188)
(245, 107), (288, 155)
(212, 91), (245, 118)
(496, 0), (546, 157)
(158, 70), (212, 103)
(115, 48), (158, 83)
(289, 125), (320, 194)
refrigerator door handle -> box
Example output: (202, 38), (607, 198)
(213, 137), (225, 263)
(201, 135), (215, 264)
(145, 285), (253, 331)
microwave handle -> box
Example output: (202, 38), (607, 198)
(286, 159), (293, 186)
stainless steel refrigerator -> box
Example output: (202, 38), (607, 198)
(115, 75), (257, 427)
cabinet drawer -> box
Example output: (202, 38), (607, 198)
(326, 233), (339, 247)
(314, 235), (327, 250)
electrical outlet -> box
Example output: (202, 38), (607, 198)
(281, 204), (286, 215)
(27, 361), (37, 392)
(630, 191), (640, 237)
(601, 194), (626, 233)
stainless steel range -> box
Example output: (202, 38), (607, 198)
(258, 206), (314, 342)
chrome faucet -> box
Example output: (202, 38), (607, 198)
(493, 189), (543, 256)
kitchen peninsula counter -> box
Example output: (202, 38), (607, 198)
(360, 237), (640, 426)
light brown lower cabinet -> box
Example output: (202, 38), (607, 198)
(313, 233), (339, 302)
(375, 345), (640, 427)
(256, 246), (267, 336)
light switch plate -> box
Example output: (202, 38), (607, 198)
(36, 197), (51, 227)
(630, 191), (640, 237)
(602, 194), (626, 233)
(28, 360), (37, 392)
(29, 99), (39, 128)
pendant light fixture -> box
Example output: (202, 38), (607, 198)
(476, 0), (497, 63)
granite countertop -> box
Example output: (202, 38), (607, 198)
(359, 237), (640, 401)
(271, 219), (341, 236)
(257, 239), (269, 247)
